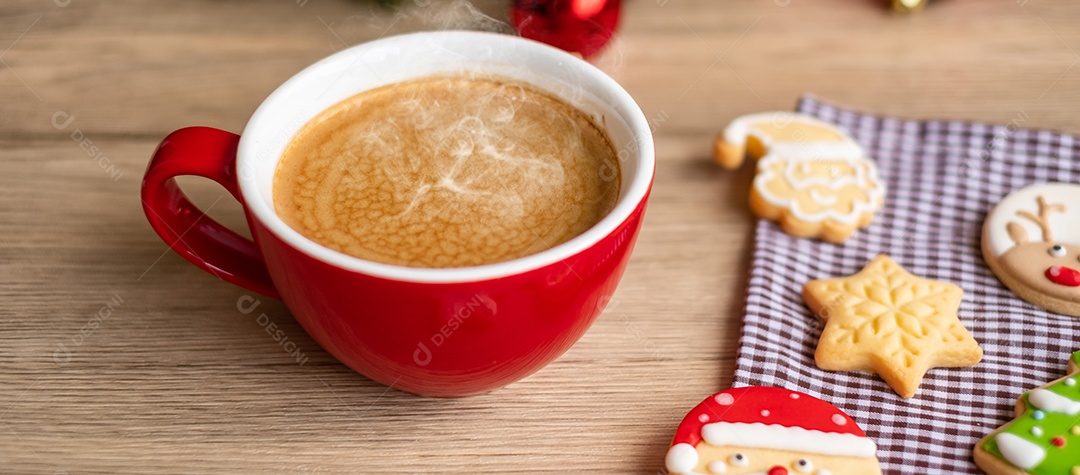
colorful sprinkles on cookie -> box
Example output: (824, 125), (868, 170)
(666, 386), (882, 475)
(974, 351), (1080, 475)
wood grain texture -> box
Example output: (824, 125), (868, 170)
(2, 0), (1079, 473)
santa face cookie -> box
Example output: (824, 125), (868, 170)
(665, 387), (882, 475)
(714, 112), (885, 243)
(983, 183), (1080, 317)
(973, 351), (1080, 475)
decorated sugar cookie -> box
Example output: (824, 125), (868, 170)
(983, 183), (1080, 317)
(973, 351), (1080, 475)
(714, 112), (885, 243)
(665, 386), (882, 475)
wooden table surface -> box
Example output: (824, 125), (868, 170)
(3, 0), (1080, 473)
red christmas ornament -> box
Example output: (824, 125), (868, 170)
(511, 0), (620, 58)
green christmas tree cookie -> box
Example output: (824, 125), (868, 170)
(974, 351), (1080, 475)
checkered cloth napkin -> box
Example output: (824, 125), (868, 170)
(731, 95), (1080, 474)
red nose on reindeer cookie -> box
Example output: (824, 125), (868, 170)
(983, 183), (1080, 317)
(665, 387), (882, 475)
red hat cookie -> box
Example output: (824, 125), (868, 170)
(666, 387), (882, 475)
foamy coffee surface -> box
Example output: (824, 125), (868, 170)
(273, 75), (620, 268)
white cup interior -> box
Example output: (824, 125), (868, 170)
(237, 30), (655, 283)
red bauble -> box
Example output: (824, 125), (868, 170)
(511, 0), (620, 58)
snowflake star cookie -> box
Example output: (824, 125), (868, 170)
(665, 386), (882, 475)
(974, 351), (1080, 475)
(983, 183), (1080, 317)
(802, 255), (983, 398)
(714, 112), (885, 243)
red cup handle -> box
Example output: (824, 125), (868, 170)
(141, 127), (279, 298)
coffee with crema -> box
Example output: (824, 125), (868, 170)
(273, 74), (620, 268)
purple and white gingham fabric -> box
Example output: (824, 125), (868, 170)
(732, 95), (1080, 474)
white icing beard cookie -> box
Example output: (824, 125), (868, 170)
(714, 112), (885, 243)
(983, 183), (1080, 317)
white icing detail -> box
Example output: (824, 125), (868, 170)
(716, 393), (735, 406)
(761, 410), (770, 417)
(700, 422), (877, 458)
(768, 142), (865, 161)
(1050, 265), (1063, 277)
(722, 112), (864, 160)
(1031, 426), (1044, 437)
(694, 472), (767, 475)
(708, 460), (728, 474)
(1029, 388), (1080, 414)
(831, 414), (847, 426)
(778, 155), (868, 189)
(808, 189), (838, 206)
(1051, 245), (1067, 257)
(678, 472), (766, 475)
(752, 154), (885, 226)
(790, 393), (800, 399)
(699, 414), (710, 423)
(984, 183), (1080, 257)
(1066, 377), (1076, 387)
(995, 432), (1046, 470)
(666, 443), (699, 474)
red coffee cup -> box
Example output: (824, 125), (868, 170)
(141, 31), (654, 397)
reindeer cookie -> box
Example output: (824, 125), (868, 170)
(973, 351), (1080, 475)
(983, 183), (1080, 317)
(715, 112), (885, 243)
